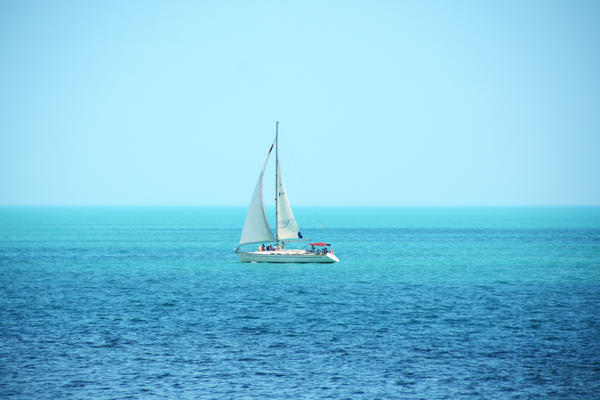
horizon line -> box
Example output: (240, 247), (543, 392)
(1, 204), (600, 208)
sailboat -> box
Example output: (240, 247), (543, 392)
(235, 122), (339, 263)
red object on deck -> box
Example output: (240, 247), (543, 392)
(309, 242), (331, 246)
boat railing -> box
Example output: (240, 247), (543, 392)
(309, 248), (334, 255)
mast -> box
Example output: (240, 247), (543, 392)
(275, 121), (279, 245)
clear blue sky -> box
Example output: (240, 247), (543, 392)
(1, 1), (599, 205)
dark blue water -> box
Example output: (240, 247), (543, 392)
(1, 207), (599, 399)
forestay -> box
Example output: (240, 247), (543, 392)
(239, 145), (276, 246)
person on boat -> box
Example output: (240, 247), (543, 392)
(281, 241), (285, 249)
(311, 245), (315, 252)
(262, 244), (266, 251)
(324, 247), (328, 254)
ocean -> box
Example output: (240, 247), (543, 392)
(1, 206), (599, 399)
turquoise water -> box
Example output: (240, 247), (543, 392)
(1, 206), (599, 398)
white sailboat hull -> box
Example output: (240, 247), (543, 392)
(236, 249), (339, 263)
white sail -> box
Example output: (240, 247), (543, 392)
(276, 162), (302, 240)
(239, 145), (275, 246)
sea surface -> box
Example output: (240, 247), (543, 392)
(1, 206), (599, 399)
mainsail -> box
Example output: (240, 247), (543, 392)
(276, 162), (302, 240)
(238, 144), (276, 246)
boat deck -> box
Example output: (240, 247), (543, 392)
(236, 249), (339, 263)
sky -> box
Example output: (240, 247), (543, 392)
(1, 0), (599, 206)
